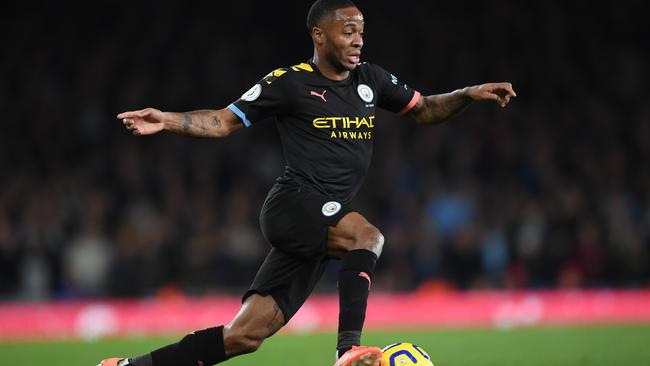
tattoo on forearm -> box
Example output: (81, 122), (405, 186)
(411, 91), (472, 125)
(169, 110), (225, 137)
(198, 115), (209, 137)
(424, 96), (449, 123)
(183, 113), (192, 132)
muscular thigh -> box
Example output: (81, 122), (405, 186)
(260, 184), (353, 257)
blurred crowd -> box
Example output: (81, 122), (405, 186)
(1, 1), (648, 301)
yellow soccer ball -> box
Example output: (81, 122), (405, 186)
(381, 342), (435, 366)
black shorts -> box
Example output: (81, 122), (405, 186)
(243, 183), (352, 322)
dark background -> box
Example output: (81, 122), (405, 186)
(1, 0), (648, 300)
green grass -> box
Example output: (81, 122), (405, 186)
(2, 325), (649, 366)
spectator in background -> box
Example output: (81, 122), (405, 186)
(62, 190), (113, 297)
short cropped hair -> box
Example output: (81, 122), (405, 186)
(306, 0), (357, 32)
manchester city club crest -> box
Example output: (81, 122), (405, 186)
(321, 201), (342, 217)
(357, 84), (374, 103)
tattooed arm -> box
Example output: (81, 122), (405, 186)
(117, 108), (243, 138)
(406, 82), (517, 125)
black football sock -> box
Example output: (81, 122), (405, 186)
(337, 249), (378, 356)
(128, 326), (227, 366)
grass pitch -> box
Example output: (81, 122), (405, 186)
(1, 325), (649, 366)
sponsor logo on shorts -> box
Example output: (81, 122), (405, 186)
(321, 201), (342, 217)
(241, 84), (262, 102)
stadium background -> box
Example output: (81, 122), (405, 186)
(2, 0), (647, 300)
(1, 1), (649, 360)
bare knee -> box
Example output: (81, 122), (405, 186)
(223, 326), (265, 356)
(354, 225), (384, 257)
(327, 212), (385, 259)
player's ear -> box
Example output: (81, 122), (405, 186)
(312, 27), (325, 46)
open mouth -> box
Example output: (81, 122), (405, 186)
(348, 54), (361, 64)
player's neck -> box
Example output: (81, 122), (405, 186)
(312, 53), (350, 81)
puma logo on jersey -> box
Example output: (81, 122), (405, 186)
(310, 89), (327, 102)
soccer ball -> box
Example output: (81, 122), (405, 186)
(381, 342), (435, 366)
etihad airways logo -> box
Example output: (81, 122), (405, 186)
(312, 116), (375, 140)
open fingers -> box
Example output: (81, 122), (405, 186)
(117, 111), (138, 119)
(121, 117), (145, 135)
(116, 108), (151, 120)
(121, 117), (135, 127)
(125, 120), (142, 135)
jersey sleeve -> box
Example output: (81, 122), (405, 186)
(371, 64), (421, 116)
(227, 68), (293, 127)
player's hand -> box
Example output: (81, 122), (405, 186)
(117, 108), (165, 135)
(466, 83), (517, 108)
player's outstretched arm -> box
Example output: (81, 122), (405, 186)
(406, 82), (517, 125)
(117, 108), (243, 138)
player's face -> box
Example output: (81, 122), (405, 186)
(323, 7), (364, 72)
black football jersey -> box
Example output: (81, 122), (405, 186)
(228, 60), (420, 203)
